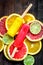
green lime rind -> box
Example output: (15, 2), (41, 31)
(24, 55), (35, 65)
(2, 34), (14, 45)
(30, 22), (41, 34)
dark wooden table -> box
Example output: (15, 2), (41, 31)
(0, 0), (43, 65)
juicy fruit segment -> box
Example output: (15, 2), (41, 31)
(24, 38), (42, 55)
(0, 16), (7, 36)
(0, 38), (4, 52)
(3, 45), (11, 60)
(6, 13), (21, 30)
(23, 13), (35, 23)
(7, 42), (28, 61)
(24, 55), (35, 65)
(30, 22), (41, 34)
(2, 34), (14, 45)
(26, 20), (43, 41)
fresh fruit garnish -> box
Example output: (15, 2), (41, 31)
(0, 16), (7, 37)
(2, 34), (14, 45)
(7, 42), (28, 61)
(26, 20), (43, 42)
(0, 38), (4, 52)
(24, 38), (42, 55)
(24, 55), (35, 65)
(23, 13), (35, 23)
(6, 13), (24, 30)
(30, 22), (41, 34)
(3, 45), (11, 60)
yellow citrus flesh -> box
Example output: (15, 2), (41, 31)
(6, 13), (24, 30)
(0, 38), (4, 52)
(24, 38), (42, 55)
(23, 13), (35, 23)
(3, 45), (12, 60)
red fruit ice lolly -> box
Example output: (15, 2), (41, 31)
(13, 24), (29, 48)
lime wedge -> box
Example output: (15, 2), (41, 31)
(30, 21), (41, 34)
(24, 55), (35, 65)
(2, 34), (14, 45)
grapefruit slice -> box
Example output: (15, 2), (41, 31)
(0, 16), (7, 37)
(26, 20), (43, 42)
(0, 38), (4, 52)
(23, 13), (35, 23)
(6, 13), (25, 30)
(3, 45), (11, 60)
(7, 41), (28, 61)
(24, 55), (35, 65)
(2, 34), (14, 45)
(24, 38), (42, 55)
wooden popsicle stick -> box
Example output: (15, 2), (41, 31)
(21, 3), (33, 18)
(10, 3), (33, 57)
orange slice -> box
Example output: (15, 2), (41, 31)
(23, 13), (35, 23)
(6, 13), (24, 30)
(24, 38), (42, 55)
(0, 38), (4, 52)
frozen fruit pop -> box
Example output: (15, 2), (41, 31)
(7, 17), (24, 37)
(13, 24), (29, 48)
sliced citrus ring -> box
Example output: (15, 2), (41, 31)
(2, 34), (14, 45)
(24, 38), (42, 55)
(6, 13), (25, 30)
(0, 16), (8, 37)
(0, 38), (4, 52)
(23, 13), (35, 23)
(7, 41), (28, 61)
(26, 20), (43, 42)
(30, 22), (41, 34)
(3, 45), (11, 60)
(24, 55), (35, 65)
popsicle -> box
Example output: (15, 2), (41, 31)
(7, 3), (32, 37)
(10, 24), (30, 57)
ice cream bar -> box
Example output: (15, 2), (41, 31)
(13, 24), (29, 48)
(7, 17), (23, 37)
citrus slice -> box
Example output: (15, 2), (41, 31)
(26, 20), (43, 42)
(30, 22), (41, 34)
(24, 55), (35, 65)
(0, 16), (7, 37)
(23, 13), (35, 23)
(0, 38), (4, 52)
(6, 13), (24, 30)
(24, 38), (42, 55)
(2, 34), (14, 45)
(7, 41), (28, 61)
(3, 45), (11, 60)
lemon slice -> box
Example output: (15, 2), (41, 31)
(0, 38), (4, 52)
(24, 55), (35, 65)
(30, 21), (41, 34)
(24, 38), (42, 55)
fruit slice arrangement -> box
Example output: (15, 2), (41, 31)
(0, 13), (43, 65)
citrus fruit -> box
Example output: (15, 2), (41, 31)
(7, 41), (28, 61)
(6, 13), (25, 30)
(24, 38), (42, 55)
(24, 55), (35, 65)
(0, 16), (7, 37)
(3, 45), (11, 60)
(26, 20), (43, 42)
(30, 22), (41, 34)
(0, 38), (4, 52)
(23, 13), (35, 23)
(2, 34), (14, 45)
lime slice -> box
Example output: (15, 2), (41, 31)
(30, 21), (41, 34)
(24, 55), (35, 65)
(2, 34), (14, 45)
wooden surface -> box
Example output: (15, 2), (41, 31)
(0, 0), (43, 65)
